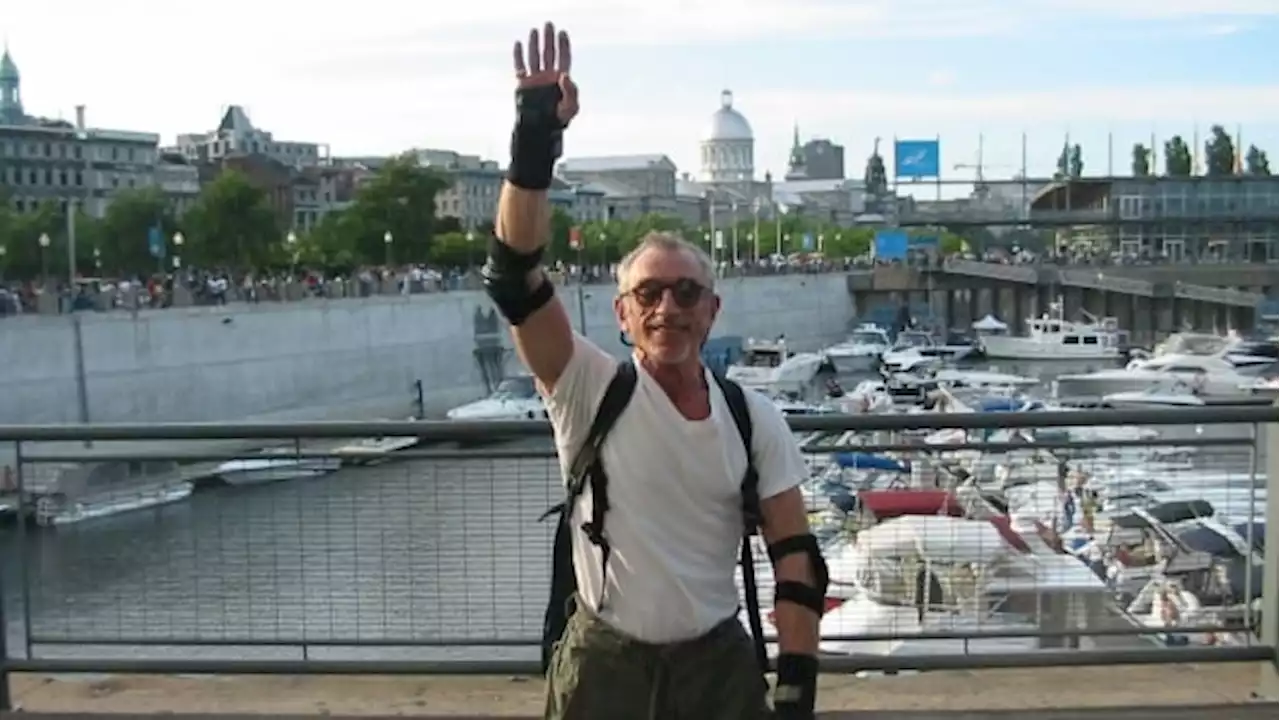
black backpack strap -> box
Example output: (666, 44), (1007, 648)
(538, 361), (638, 522)
(712, 373), (769, 676)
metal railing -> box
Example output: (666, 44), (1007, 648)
(0, 406), (1274, 708)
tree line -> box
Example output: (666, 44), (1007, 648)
(0, 152), (973, 282)
(1055, 124), (1272, 179)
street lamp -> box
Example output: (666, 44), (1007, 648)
(383, 230), (394, 266)
(0, 245), (7, 282)
(465, 230), (475, 269)
(172, 232), (184, 270)
(286, 230), (298, 274)
(38, 233), (51, 282)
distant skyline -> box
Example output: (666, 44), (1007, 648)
(2, 0), (1276, 190)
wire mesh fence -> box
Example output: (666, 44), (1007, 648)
(0, 407), (1273, 674)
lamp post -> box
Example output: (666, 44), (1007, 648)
(92, 247), (101, 273)
(286, 230), (298, 274)
(171, 232), (184, 270)
(383, 230), (393, 266)
(38, 232), (50, 282)
(0, 244), (7, 282)
(465, 230), (475, 270)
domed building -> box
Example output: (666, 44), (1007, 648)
(700, 90), (754, 183)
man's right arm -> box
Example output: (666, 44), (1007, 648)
(493, 182), (575, 393)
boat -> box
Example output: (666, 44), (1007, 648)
(215, 449), (342, 486)
(725, 336), (833, 395)
(1055, 353), (1261, 399)
(36, 482), (193, 526)
(1101, 386), (1207, 409)
(823, 324), (892, 372)
(330, 435), (421, 465)
(739, 514), (1111, 659)
(445, 374), (547, 421)
(878, 331), (944, 373)
(22, 460), (199, 527)
(980, 303), (1125, 360)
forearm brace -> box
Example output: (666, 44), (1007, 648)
(773, 653), (818, 719)
(481, 237), (554, 326)
(768, 533), (830, 615)
(507, 85), (567, 191)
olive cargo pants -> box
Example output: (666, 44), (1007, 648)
(544, 604), (771, 720)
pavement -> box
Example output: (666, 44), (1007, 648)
(5, 663), (1274, 716)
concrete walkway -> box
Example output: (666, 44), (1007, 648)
(6, 663), (1271, 716)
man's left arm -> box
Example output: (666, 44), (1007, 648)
(750, 396), (827, 718)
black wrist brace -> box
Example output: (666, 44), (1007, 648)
(774, 653), (818, 718)
(507, 85), (567, 191)
(482, 236), (554, 326)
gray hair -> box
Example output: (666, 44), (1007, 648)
(615, 231), (716, 292)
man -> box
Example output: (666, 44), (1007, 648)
(482, 22), (825, 720)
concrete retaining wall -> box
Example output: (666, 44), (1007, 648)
(0, 274), (853, 425)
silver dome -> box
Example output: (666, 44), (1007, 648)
(702, 90), (753, 142)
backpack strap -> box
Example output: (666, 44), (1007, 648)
(539, 361), (637, 613)
(711, 373), (769, 676)
(538, 361), (638, 522)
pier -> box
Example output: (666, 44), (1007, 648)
(0, 406), (1273, 716)
(849, 260), (1271, 346)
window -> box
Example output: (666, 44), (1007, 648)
(1063, 335), (1080, 345)
(1118, 196), (1141, 220)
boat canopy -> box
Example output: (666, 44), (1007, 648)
(975, 396), (1030, 412)
(1232, 521), (1266, 554)
(858, 489), (963, 520)
(854, 515), (1018, 566)
(833, 452), (908, 472)
(1176, 525), (1242, 559)
(971, 314), (1008, 332)
(1113, 499), (1216, 529)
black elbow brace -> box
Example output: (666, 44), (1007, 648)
(507, 85), (567, 191)
(768, 533), (830, 615)
(482, 237), (554, 326)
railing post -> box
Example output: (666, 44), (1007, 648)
(0, 443), (13, 712)
(1259, 400), (1278, 700)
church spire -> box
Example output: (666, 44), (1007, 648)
(0, 41), (24, 125)
(785, 122), (807, 180)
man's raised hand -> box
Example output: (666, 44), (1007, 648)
(512, 22), (578, 126)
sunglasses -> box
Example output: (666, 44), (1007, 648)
(624, 278), (710, 309)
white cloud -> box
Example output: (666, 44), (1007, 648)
(926, 70), (958, 88)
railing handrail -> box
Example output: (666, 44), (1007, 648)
(0, 406), (1270, 442)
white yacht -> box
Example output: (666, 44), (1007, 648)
(445, 374), (547, 421)
(879, 331), (942, 373)
(823, 324), (892, 372)
(1055, 352), (1262, 399)
(216, 448), (342, 486)
(725, 336), (833, 395)
(980, 303), (1125, 360)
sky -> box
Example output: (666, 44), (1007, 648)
(2, 0), (1277, 193)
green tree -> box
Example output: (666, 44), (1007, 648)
(426, 231), (476, 268)
(183, 170), (281, 269)
(1131, 143), (1151, 177)
(1245, 145), (1272, 176)
(97, 188), (175, 276)
(1164, 136), (1193, 176)
(1204, 125), (1236, 176)
(341, 154), (449, 265)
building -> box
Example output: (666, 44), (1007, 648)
(784, 129), (845, 182)
(557, 154), (682, 222)
(414, 149), (504, 230)
(0, 47), (159, 219)
(170, 106), (325, 168)
(155, 153), (201, 217)
(1031, 175), (1279, 263)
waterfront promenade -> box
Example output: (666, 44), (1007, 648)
(7, 663), (1273, 716)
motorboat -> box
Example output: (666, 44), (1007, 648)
(1101, 386), (1206, 409)
(35, 481), (194, 526)
(980, 303), (1125, 360)
(1055, 353), (1261, 399)
(215, 448), (342, 486)
(330, 435), (421, 465)
(823, 324), (892, 372)
(740, 514), (1110, 658)
(22, 460), (199, 527)
(725, 336), (834, 395)
(879, 331), (944, 373)
(445, 374), (547, 421)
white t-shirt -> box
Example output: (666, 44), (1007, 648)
(543, 334), (807, 644)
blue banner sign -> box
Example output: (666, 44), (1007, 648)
(873, 229), (909, 261)
(894, 139), (941, 179)
(147, 226), (166, 259)
(802, 233), (814, 251)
